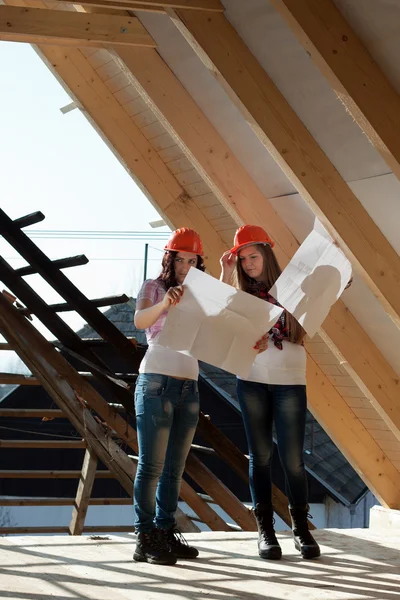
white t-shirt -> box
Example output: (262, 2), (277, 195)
(137, 279), (199, 381)
(139, 340), (199, 380)
(240, 339), (306, 385)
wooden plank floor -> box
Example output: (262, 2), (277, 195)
(0, 529), (399, 600)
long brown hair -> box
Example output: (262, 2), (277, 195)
(236, 244), (306, 344)
(157, 250), (205, 290)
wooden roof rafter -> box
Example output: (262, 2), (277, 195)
(108, 41), (400, 447)
(168, 8), (400, 331)
(269, 0), (400, 184)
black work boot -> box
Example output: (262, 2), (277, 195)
(253, 504), (282, 560)
(289, 505), (320, 559)
(133, 528), (177, 565)
(161, 527), (199, 559)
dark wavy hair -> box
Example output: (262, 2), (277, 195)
(236, 244), (306, 345)
(157, 250), (205, 290)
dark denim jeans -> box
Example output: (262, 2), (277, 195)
(134, 373), (199, 532)
(237, 380), (308, 507)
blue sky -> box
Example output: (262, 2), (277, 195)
(0, 41), (171, 372)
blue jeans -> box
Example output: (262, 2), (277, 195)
(237, 380), (308, 507)
(134, 373), (200, 531)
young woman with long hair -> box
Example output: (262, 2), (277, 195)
(220, 225), (320, 561)
(133, 228), (205, 565)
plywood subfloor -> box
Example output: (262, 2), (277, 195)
(1, 529), (399, 600)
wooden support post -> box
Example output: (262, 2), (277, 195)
(69, 447), (98, 535)
(0, 6), (156, 48)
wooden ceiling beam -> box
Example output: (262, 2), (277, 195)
(269, 0), (400, 185)
(169, 9), (400, 330)
(114, 45), (400, 443)
(0, 6), (156, 47)
(121, 0), (224, 10)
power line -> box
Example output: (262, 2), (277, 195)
(3, 257), (161, 262)
(23, 230), (170, 241)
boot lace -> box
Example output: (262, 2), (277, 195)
(293, 511), (317, 546)
(165, 527), (189, 549)
(259, 516), (278, 545)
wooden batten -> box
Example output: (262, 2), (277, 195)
(0, 497), (132, 506)
(0, 440), (86, 449)
(16, 254), (89, 277)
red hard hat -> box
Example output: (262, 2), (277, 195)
(230, 225), (275, 255)
(164, 228), (204, 256)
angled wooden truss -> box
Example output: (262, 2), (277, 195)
(269, 0), (400, 183)
(1, 209), (295, 533)
(168, 8), (400, 330)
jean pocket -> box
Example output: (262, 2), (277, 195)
(140, 375), (167, 396)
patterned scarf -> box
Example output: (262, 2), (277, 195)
(246, 280), (288, 350)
